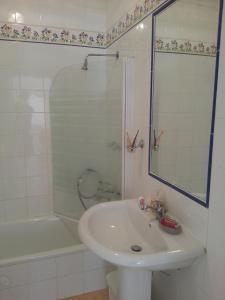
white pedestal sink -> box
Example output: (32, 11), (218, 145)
(78, 199), (204, 300)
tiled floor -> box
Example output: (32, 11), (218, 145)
(61, 288), (109, 300)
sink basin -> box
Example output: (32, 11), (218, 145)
(79, 199), (204, 270)
(78, 199), (204, 300)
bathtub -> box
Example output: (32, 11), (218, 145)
(0, 216), (107, 299)
(0, 215), (85, 267)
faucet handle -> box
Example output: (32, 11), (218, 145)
(150, 200), (166, 218)
(150, 200), (163, 209)
(138, 196), (148, 210)
(138, 197), (167, 218)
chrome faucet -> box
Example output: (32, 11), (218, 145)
(150, 200), (166, 219)
(139, 197), (166, 219)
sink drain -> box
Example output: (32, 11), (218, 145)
(130, 245), (142, 252)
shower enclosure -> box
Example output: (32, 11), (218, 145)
(49, 56), (123, 219)
(0, 41), (124, 298)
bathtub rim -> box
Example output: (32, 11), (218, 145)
(0, 214), (86, 268)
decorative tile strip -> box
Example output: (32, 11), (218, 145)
(0, 22), (106, 48)
(1, 0), (215, 53)
(105, 0), (166, 46)
(0, 0), (168, 48)
(155, 38), (217, 57)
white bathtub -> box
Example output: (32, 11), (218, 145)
(0, 215), (85, 267)
(0, 215), (107, 299)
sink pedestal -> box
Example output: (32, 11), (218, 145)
(79, 199), (204, 300)
(118, 267), (152, 300)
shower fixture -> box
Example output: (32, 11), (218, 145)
(81, 51), (119, 71)
(77, 168), (120, 210)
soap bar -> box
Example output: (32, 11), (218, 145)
(160, 217), (178, 229)
(159, 216), (182, 234)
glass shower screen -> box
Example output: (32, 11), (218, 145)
(49, 58), (123, 219)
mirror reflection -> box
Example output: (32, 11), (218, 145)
(149, 0), (221, 204)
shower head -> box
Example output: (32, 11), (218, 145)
(81, 51), (120, 71)
(82, 57), (88, 71)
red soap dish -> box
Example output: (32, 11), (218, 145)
(159, 216), (182, 234)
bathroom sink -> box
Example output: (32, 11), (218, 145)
(78, 199), (204, 270)
(78, 199), (204, 300)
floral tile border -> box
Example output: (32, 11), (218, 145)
(0, 0), (218, 53)
(155, 38), (217, 57)
(105, 0), (166, 46)
(0, 23), (105, 48)
(0, 0), (167, 48)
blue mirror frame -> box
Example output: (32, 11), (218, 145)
(148, 0), (224, 208)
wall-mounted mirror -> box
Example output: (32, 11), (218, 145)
(149, 0), (223, 206)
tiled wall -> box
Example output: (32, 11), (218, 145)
(0, 0), (107, 32)
(106, 0), (139, 29)
(156, 0), (219, 42)
(0, 249), (107, 300)
(108, 2), (225, 300)
(0, 0), (224, 299)
(0, 41), (105, 222)
(106, 0), (168, 33)
(0, 41), (52, 222)
(0, 0), (124, 221)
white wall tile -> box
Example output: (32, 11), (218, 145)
(19, 90), (45, 113)
(0, 69), (20, 89)
(26, 176), (49, 197)
(20, 76), (44, 91)
(0, 250), (107, 300)
(4, 198), (28, 221)
(0, 90), (18, 113)
(0, 202), (5, 223)
(24, 133), (48, 156)
(83, 250), (106, 271)
(28, 195), (50, 217)
(28, 258), (56, 283)
(0, 0), (106, 32)
(0, 114), (24, 136)
(211, 117), (225, 169)
(1, 157), (26, 178)
(57, 273), (83, 299)
(0, 285), (30, 300)
(0, 135), (25, 157)
(83, 268), (107, 293)
(27, 113), (46, 135)
(25, 155), (48, 177)
(29, 279), (57, 300)
(2, 178), (26, 200)
(106, 0), (137, 28)
(152, 271), (180, 300)
(56, 252), (83, 277)
(0, 263), (29, 290)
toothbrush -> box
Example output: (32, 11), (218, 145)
(131, 130), (139, 148)
(156, 130), (165, 145)
(126, 132), (132, 149)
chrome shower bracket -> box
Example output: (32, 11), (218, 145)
(127, 139), (144, 152)
(81, 51), (119, 70)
